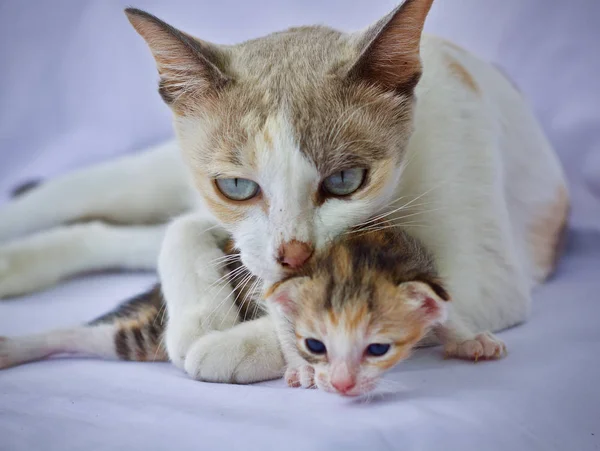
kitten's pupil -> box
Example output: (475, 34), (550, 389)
(366, 343), (391, 357)
(305, 338), (326, 354)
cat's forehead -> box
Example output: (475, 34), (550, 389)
(187, 27), (413, 174)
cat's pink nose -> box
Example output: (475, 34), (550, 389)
(277, 240), (313, 269)
(331, 378), (356, 395)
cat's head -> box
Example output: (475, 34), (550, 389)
(266, 226), (450, 396)
(126, 0), (433, 282)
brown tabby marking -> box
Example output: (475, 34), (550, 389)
(90, 285), (168, 362)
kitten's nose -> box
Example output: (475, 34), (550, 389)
(331, 378), (356, 395)
(277, 240), (313, 269)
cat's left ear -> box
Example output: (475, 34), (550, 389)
(264, 277), (309, 318)
(347, 0), (434, 95)
(399, 280), (450, 326)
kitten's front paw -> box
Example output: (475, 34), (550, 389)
(444, 332), (507, 361)
(285, 365), (316, 389)
(184, 328), (285, 384)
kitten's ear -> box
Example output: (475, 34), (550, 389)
(399, 280), (449, 325)
(125, 8), (230, 112)
(347, 0), (434, 94)
(265, 277), (309, 317)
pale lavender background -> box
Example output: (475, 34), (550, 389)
(1, 1), (599, 450)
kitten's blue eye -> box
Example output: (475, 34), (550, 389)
(305, 338), (326, 354)
(366, 343), (391, 357)
(322, 168), (366, 196)
(215, 178), (260, 201)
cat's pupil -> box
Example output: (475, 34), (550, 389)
(305, 338), (326, 354)
(366, 343), (391, 357)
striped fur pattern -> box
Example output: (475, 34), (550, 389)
(0, 243), (263, 369)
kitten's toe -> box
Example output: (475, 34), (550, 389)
(298, 365), (316, 388)
(285, 367), (301, 388)
(285, 365), (315, 389)
(444, 332), (507, 361)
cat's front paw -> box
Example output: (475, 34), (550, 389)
(444, 332), (507, 361)
(285, 365), (316, 389)
(0, 243), (59, 299)
(183, 325), (285, 384)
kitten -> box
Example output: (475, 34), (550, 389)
(1, 224), (471, 398)
(0, 1), (568, 384)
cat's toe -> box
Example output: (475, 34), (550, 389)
(184, 329), (284, 384)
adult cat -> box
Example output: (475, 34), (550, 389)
(0, 1), (567, 382)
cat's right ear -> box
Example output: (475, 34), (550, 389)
(125, 8), (230, 113)
(346, 0), (434, 95)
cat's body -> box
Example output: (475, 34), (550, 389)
(0, 1), (568, 384)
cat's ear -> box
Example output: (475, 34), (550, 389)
(399, 280), (450, 325)
(125, 8), (230, 112)
(265, 277), (309, 317)
(347, 0), (434, 95)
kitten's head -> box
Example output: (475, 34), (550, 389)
(126, 0), (434, 282)
(266, 226), (450, 396)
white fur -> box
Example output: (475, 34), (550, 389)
(0, 33), (566, 384)
(0, 325), (117, 369)
(0, 223), (165, 298)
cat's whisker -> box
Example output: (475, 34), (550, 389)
(217, 272), (255, 329)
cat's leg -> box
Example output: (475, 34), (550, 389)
(0, 325), (119, 369)
(0, 140), (193, 243)
(183, 315), (285, 384)
(158, 213), (242, 370)
(0, 223), (165, 299)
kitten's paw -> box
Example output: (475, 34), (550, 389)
(285, 365), (316, 389)
(444, 332), (507, 361)
(0, 243), (60, 299)
(184, 328), (284, 384)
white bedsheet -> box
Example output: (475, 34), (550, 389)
(1, 231), (599, 450)
(1, 1), (599, 450)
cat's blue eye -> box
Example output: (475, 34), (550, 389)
(305, 338), (327, 355)
(215, 178), (260, 201)
(322, 168), (366, 196)
(366, 343), (391, 357)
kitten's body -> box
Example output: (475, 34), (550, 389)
(0, 1), (568, 383)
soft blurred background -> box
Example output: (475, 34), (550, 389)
(0, 0), (598, 228)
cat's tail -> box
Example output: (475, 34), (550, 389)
(0, 284), (168, 369)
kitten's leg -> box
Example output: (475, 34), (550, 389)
(158, 214), (242, 370)
(0, 140), (194, 243)
(183, 315), (286, 384)
(0, 223), (165, 299)
(0, 323), (169, 369)
(0, 325), (120, 369)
